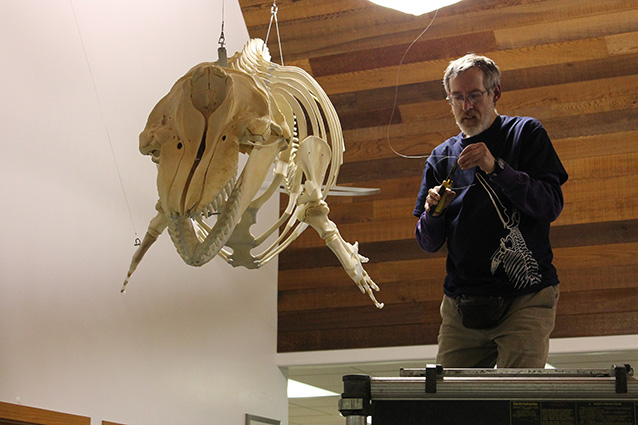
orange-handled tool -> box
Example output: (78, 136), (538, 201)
(431, 161), (458, 216)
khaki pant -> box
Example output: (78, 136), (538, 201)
(436, 285), (559, 368)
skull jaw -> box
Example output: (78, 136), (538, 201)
(166, 134), (287, 267)
(168, 180), (243, 267)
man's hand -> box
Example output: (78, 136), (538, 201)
(458, 142), (496, 174)
(425, 185), (456, 216)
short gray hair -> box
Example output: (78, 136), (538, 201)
(443, 54), (501, 94)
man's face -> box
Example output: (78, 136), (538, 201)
(448, 67), (499, 137)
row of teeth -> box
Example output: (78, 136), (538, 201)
(174, 177), (243, 265)
(200, 177), (235, 218)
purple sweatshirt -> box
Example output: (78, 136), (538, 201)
(414, 115), (568, 298)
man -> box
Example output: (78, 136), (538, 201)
(413, 54), (568, 368)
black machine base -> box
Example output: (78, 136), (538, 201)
(339, 365), (638, 425)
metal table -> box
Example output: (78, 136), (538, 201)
(339, 364), (638, 425)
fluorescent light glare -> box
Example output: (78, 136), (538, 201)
(287, 379), (339, 398)
(368, 0), (462, 15)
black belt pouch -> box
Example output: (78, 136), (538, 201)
(455, 295), (514, 329)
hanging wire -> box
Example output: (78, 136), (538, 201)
(386, 9), (440, 159)
(69, 0), (140, 245)
(218, 3), (225, 48)
(264, 0), (284, 65)
(218, 0), (228, 66)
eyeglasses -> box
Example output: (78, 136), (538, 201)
(446, 90), (488, 107)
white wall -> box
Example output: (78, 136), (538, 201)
(0, 1), (288, 424)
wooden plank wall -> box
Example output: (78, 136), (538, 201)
(238, 0), (638, 353)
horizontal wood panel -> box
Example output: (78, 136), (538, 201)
(278, 323), (441, 352)
(607, 31), (638, 56)
(550, 220), (638, 248)
(279, 301), (441, 333)
(558, 264), (638, 293)
(339, 107), (401, 131)
(552, 242), (638, 271)
(241, 0), (369, 27)
(556, 197), (638, 226)
(279, 274), (446, 310)
(279, 238), (430, 270)
(310, 31), (498, 77)
(494, 10), (638, 50)
(552, 311), (638, 339)
(557, 288), (638, 316)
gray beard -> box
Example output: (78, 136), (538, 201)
(457, 112), (497, 137)
(458, 118), (489, 137)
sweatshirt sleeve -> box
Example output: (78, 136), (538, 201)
(492, 119), (568, 222)
(415, 211), (447, 253)
(490, 163), (565, 222)
(414, 146), (454, 252)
